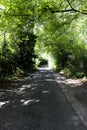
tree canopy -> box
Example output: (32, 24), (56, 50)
(0, 0), (87, 77)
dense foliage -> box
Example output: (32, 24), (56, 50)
(34, 0), (87, 78)
(0, 0), (87, 77)
(0, 0), (37, 76)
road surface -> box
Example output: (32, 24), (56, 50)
(0, 66), (86, 130)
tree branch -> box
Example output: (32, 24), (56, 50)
(44, 3), (87, 15)
(66, 0), (87, 15)
(66, 0), (73, 10)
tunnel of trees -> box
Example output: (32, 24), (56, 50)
(0, 0), (87, 78)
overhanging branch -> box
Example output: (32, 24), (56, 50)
(44, 3), (87, 15)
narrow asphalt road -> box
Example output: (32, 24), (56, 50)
(0, 66), (86, 130)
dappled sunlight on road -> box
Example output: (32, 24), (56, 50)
(0, 101), (9, 108)
(38, 65), (50, 71)
(65, 79), (83, 87)
(16, 84), (31, 94)
(0, 66), (53, 110)
(42, 90), (50, 94)
(0, 67), (86, 129)
(56, 74), (83, 87)
(20, 99), (40, 106)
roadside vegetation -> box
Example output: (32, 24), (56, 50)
(0, 0), (87, 80)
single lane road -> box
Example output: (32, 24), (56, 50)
(0, 66), (86, 130)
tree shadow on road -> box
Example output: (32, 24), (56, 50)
(0, 68), (86, 130)
(0, 68), (57, 129)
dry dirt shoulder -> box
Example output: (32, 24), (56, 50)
(54, 72), (87, 127)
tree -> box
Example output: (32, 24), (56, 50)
(0, 0), (37, 76)
(1, 0), (87, 77)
